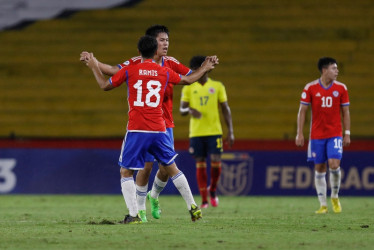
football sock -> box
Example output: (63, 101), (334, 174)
(314, 171), (327, 207)
(136, 184), (148, 211)
(329, 167), (341, 198)
(121, 177), (138, 217)
(210, 161), (222, 197)
(196, 162), (208, 203)
(151, 176), (167, 199)
(172, 171), (196, 209)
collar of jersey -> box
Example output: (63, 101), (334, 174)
(142, 59), (156, 63)
(319, 78), (334, 90)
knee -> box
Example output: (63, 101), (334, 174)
(157, 168), (169, 181)
(210, 154), (221, 162)
(315, 164), (327, 173)
(328, 160), (341, 170)
(120, 167), (133, 178)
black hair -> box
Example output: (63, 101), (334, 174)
(137, 35), (158, 59)
(318, 57), (337, 73)
(189, 55), (206, 70)
(145, 24), (169, 38)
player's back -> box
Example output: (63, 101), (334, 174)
(110, 59), (180, 132)
(126, 61), (169, 132)
(119, 56), (191, 129)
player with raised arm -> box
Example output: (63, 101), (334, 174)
(180, 55), (234, 208)
(84, 35), (218, 223)
(296, 57), (350, 214)
(80, 25), (206, 222)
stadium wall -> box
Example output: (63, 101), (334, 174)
(0, 139), (373, 196)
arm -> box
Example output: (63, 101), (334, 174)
(220, 102), (234, 148)
(180, 101), (201, 118)
(84, 53), (114, 91)
(178, 56), (217, 85)
(342, 105), (351, 147)
(80, 51), (120, 76)
(295, 104), (308, 147)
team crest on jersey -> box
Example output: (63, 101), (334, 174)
(301, 92), (307, 99)
(333, 91), (339, 97)
(209, 88), (215, 94)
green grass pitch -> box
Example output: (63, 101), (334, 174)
(0, 195), (373, 249)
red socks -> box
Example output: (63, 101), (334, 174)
(196, 162), (208, 203)
(210, 161), (222, 197)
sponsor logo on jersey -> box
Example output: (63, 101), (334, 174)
(316, 92), (321, 97)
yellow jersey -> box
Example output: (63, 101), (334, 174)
(181, 78), (227, 137)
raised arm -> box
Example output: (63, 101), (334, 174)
(84, 53), (114, 91)
(178, 56), (218, 85)
(80, 51), (120, 76)
(220, 102), (234, 148)
(295, 104), (308, 147)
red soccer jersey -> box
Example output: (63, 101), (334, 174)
(300, 79), (350, 139)
(110, 59), (182, 132)
(118, 56), (191, 128)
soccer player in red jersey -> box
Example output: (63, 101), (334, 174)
(296, 57), (351, 214)
(84, 35), (218, 223)
(80, 25), (206, 222)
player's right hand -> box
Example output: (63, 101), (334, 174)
(85, 53), (98, 69)
(80, 51), (90, 62)
(189, 108), (202, 119)
(295, 134), (304, 147)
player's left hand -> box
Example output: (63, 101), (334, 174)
(226, 132), (235, 148)
(209, 55), (219, 65)
(343, 134), (350, 147)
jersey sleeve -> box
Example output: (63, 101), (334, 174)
(109, 68), (127, 87)
(341, 86), (350, 106)
(218, 82), (228, 103)
(166, 69), (181, 85)
(300, 86), (311, 105)
(181, 85), (190, 102)
(167, 57), (192, 76)
(117, 56), (141, 69)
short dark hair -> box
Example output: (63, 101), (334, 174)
(189, 55), (206, 70)
(137, 35), (158, 59)
(318, 57), (337, 73)
(145, 24), (169, 38)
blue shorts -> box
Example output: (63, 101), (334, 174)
(118, 130), (177, 170)
(144, 127), (174, 162)
(189, 135), (223, 158)
(308, 136), (343, 164)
